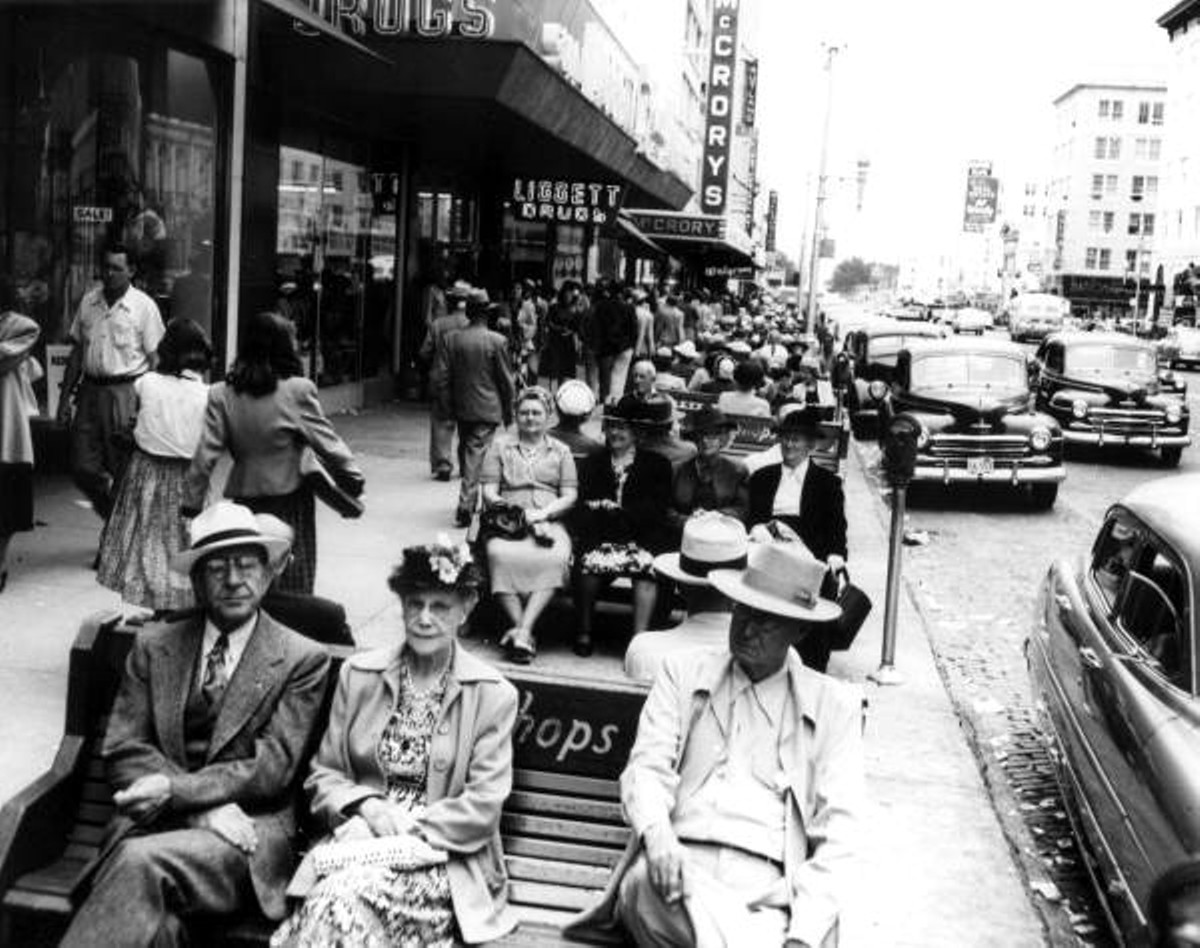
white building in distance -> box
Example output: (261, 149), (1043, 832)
(1157, 1), (1200, 308)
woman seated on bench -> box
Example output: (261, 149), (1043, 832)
(479, 386), (578, 664)
(273, 541), (518, 947)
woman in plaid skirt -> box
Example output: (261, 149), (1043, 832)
(183, 311), (363, 594)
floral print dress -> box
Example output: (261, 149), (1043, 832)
(272, 662), (456, 948)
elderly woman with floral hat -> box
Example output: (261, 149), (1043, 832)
(273, 539), (518, 947)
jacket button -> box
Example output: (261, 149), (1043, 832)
(433, 757), (448, 771)
(437, 722), (450, 735)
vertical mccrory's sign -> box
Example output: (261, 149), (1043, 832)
(765, 189), (778, 252)
(701, 0), (740, 215)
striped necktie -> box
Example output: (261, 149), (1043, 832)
(201, 632), (231, 707)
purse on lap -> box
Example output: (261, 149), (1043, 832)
(310, 833), (448, 878)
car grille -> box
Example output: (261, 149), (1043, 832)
(1082, 407), (1169, 433)
(927, 435), (1031, 458)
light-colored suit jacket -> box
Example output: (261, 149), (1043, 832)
(569, 647), (864, 947)
(304, 643), (519, 945)
(184, 376), (361, 508)
(100, 612), (331, 919)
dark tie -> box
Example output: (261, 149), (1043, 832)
(201, 632), (230, 707)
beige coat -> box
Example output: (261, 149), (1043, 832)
(0, 311), (39, 465)
(304, 643), (519, 944)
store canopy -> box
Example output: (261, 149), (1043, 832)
(615, 215), (667, 257)
(620, 210), (758, 267)
(256, 0), (393, 65)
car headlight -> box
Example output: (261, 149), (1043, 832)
(915, 424), (930, 449)
(1071, 399), (1088, 419)
(1029, 427), (1052, 451)
(1166, 403), (1183, 424)
(867, 380), (888, 401)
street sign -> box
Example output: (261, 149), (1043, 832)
(962, 172), (998, 231)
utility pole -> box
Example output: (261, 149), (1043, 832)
(804, 43), (841, 340)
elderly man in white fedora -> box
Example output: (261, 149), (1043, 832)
(624, 512), (747, 684)
(61, 502), (332, 948)
(569, 539), (863, 948)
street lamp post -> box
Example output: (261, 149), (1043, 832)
(803, 43), (841, 341)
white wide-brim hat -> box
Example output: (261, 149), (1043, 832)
(171, 501), (291, 574)
(654, 512), (748, 586)
(709, 540), (841, 621)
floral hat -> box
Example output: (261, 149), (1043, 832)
(388, 534), (483, 594)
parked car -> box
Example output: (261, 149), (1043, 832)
(842, 318), (945, 438)
(1010, 293), (1069, 343)
(1026, 474), (1200, 944)
(951, 306), (994, 335)
(1164, 325), (1200, 369)
(1032, 332), (1191, 467)
(877, 337), (1065, 508)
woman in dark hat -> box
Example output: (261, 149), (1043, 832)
(275, 539), (518, 946)
(572, 400), (673, 656)
(97, 318), (214, 611)
(667, 406), (748, 543)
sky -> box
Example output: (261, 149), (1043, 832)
(752, 0), (1171, 268)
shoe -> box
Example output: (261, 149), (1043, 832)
(434, 470), (451, 482)
(572, 633), (594, 657)
(454, 510), (472, 528)
(501, 628), (536, 665)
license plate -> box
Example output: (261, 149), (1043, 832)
(967, 456), (994, 476)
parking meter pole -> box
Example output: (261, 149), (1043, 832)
(871, 485), (907, 686)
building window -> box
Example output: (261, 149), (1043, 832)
(1129, 213), (1142, 235)
(1091, 174), (1104, 199)
(1106, 175), (1118, 194)
(1139, 101), (1151, 124)
(1147, 175), (1159, 195)
(1099, 99), (1110, 118)
(1126, 249), (1138, 272)
(1094, 137), (1107, 159)
(1103, 211), (1115, 233)
(1099, 249), (1112, 270)
(1109, 137), (1121, 159)
(1089, 210), (1102, 231)
(1132, 175), (1145, 198)
(1149, 139), (1162, 160)
(1135, 138), (1148, 159)
(1112, 100), (1124, 120)
(1153, 102), (1165, 125)
(1086, 247), (1099, 269)
(1144, 213), (1155, 235)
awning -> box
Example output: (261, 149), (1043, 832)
(620, 209), (757, 267)
(257, 0), (393, 65)
(615, 215), (667, 257)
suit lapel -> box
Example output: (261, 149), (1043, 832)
(207, 612), (285, 762)
(156, 620), (204, 767)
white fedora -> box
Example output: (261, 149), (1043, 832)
(654, 512), (748, 586)
(171, 501), (291, 574)
(709, 540), (841, 621)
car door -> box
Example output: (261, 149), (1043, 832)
(1044, 514), (1148, 929)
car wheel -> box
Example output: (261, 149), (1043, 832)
(1161, 446), (1183, 468)
(1030, 483), (1058, 510)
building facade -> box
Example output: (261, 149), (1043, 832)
(1047, 82), (1167, 318)
(1158, 1), (1200, 312)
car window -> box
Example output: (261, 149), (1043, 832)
(910, 354), (1027, 391)
(1065, 345), (1157, 377)
(1091, 517), (1141, 611)
(1119, 545), (1193, 690)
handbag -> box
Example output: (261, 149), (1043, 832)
(476, 500), (529, 544)
(299, 447), (364, 519)
(830, 568), (872, 651)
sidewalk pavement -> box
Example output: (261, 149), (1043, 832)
(0, 402), (1043, 946)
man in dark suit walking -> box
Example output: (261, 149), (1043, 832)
(745, 405), (847, 671)
(434, 294), (516, 526)
(60, 502), (331, 946)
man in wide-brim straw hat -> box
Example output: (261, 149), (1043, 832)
(61, 501), (332, 947)
(569, 538), (862, 948)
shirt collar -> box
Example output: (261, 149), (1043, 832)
(782, 456), (809, 482)
(203, 612), (257, 657)
(730, 660), (790, 727)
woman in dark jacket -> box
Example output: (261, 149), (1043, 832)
(571, 401), (672, 656)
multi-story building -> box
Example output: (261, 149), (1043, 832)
(1047, 82), (1167, 318)
(1157, 1), (1200, 309)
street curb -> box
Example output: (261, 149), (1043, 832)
(849, 435), (1077, 947)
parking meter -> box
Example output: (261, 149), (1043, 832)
(881, 416), (919, 489)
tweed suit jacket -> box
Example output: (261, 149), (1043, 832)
(98, 611), (331, 920)
(746, 461), (848, 562)
(433, 323), (516, 426)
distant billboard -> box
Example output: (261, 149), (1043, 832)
(963, 164), (998, 232)
(765, 190), (778, 252)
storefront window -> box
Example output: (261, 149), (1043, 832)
(276, 144), (397, 387)
(2, 28), (222, 352)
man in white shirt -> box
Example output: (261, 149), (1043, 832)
(58, 244), (165, 519)
(61, 502), (331, 947)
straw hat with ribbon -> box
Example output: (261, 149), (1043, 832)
(709, 540), (841, 621)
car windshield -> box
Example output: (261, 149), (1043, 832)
(1064, 345), (1156, 377)
(911, 354), (1027, 392)
(869, 333), (937, 364)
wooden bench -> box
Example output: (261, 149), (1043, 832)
(0, 613), (649, 946)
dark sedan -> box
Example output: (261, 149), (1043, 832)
(878, 337), (1065, 508)
(842, 318), (945, 439)
(1026, 474), (1200, 945)
(1033, 332), (1191, 467)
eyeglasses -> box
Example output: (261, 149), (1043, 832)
(201, 554), (265, 580)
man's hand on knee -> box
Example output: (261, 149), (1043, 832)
(114, 773), (171, 823)
(642, 823), (686, 904)
(190, 803), (258, 855)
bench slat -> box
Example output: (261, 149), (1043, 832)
(82, 779), (112, 805)
(506, 792), (624, 824)
(78, 801), (113, 826)
(513, 770), (620, 801)
(505, 855), (613, 889)
(12, 857), (89, 896)
(509, 880), (598, 912)
(65, 842), (99, 862)
(497, 905), (626, 946)
(501, 814), (631, 848)
(68, 823), (106, 847)
(502, 835), (624, 869)
(1, 888), (73, 917)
